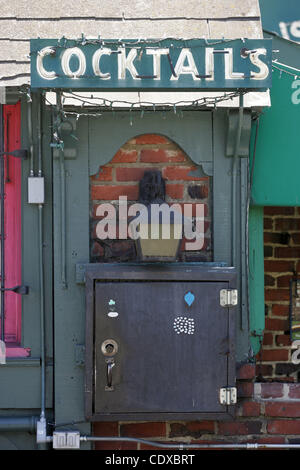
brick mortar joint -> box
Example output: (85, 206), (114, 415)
(254, 383), (300, 402)
(265, 244), (300, 248)
(107, 162), (198, 168)
(264, 285), (290, 288)
(125, 144), (177, 150)
(264, 214), (298, 218)
(264, 272), (296, 278)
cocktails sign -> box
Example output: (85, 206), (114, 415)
(30, 38), (272, 90)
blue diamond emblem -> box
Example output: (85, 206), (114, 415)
(184, 291), (195, 307)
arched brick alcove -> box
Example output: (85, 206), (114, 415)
(90, 133), (212, 263)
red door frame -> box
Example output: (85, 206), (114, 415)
(3, 101), (30, 356)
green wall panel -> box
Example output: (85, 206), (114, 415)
(0, 365), (52, 409)
(259, 0), (300, 42)
(251, 65), (300, 206)
(53, 114), (91, 442)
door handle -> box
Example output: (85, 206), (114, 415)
(105, 358), (115, 391)
(101, 339), (118, 391)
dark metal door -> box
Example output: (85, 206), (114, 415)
(94, 280), (231, 418)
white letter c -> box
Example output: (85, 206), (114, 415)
(36, 46), (56, 80)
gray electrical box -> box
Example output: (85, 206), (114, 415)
(27, 176), (45, 204)
(85, 264), (237, 421)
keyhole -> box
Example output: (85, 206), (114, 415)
(105, 343), (115, 354)
(101, 339), (118, 357)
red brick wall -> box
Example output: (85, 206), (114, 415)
(259, 206), (300, 381)
(93, 365), (300, 450)
(90, 134), (211, 263)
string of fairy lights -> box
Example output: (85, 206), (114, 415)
(44, 89), (248, 119)
(28, 60), (297, 148)
(29, 35), (253, 56)
(28, 34), (300, 80)
(41, 89), (249, 149)
(36, 59), (300, 124)
(21, 34), (300, 147)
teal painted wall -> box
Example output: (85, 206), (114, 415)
(251, 64), (300, 206)
(259, 0), (300, 41)
(0, 98), (257, 448)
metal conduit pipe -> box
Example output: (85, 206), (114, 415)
(38, 203), (45, 420)
(37, 93), (46, 420)
(0, 416), (39, 433)
(35, 92), (48, 450)
(78, 436), (300, 450)
(23, 429), (300, 449)
(231, 93), (244, 333)
(56, 91), (67, 289)
(231, 92), (244, 268)
(28, 96), (34, 177)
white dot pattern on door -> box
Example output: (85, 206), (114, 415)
(173, 317), (195, 335)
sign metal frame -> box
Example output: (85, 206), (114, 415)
(30, 38), (272, 91)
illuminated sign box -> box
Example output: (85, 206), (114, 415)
(30, 38), (272, 90)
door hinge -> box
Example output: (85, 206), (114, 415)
(220, 289), (238, 307)
(219, 387), (237, 405)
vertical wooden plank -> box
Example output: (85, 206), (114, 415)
(212, 110), (232, 265)
(40, 99), (54, 411)
(53, 114), (91, 439)
(21, 94), (54, 406)
(21, 94), (41, 356)
(213, 110), (251, 362)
